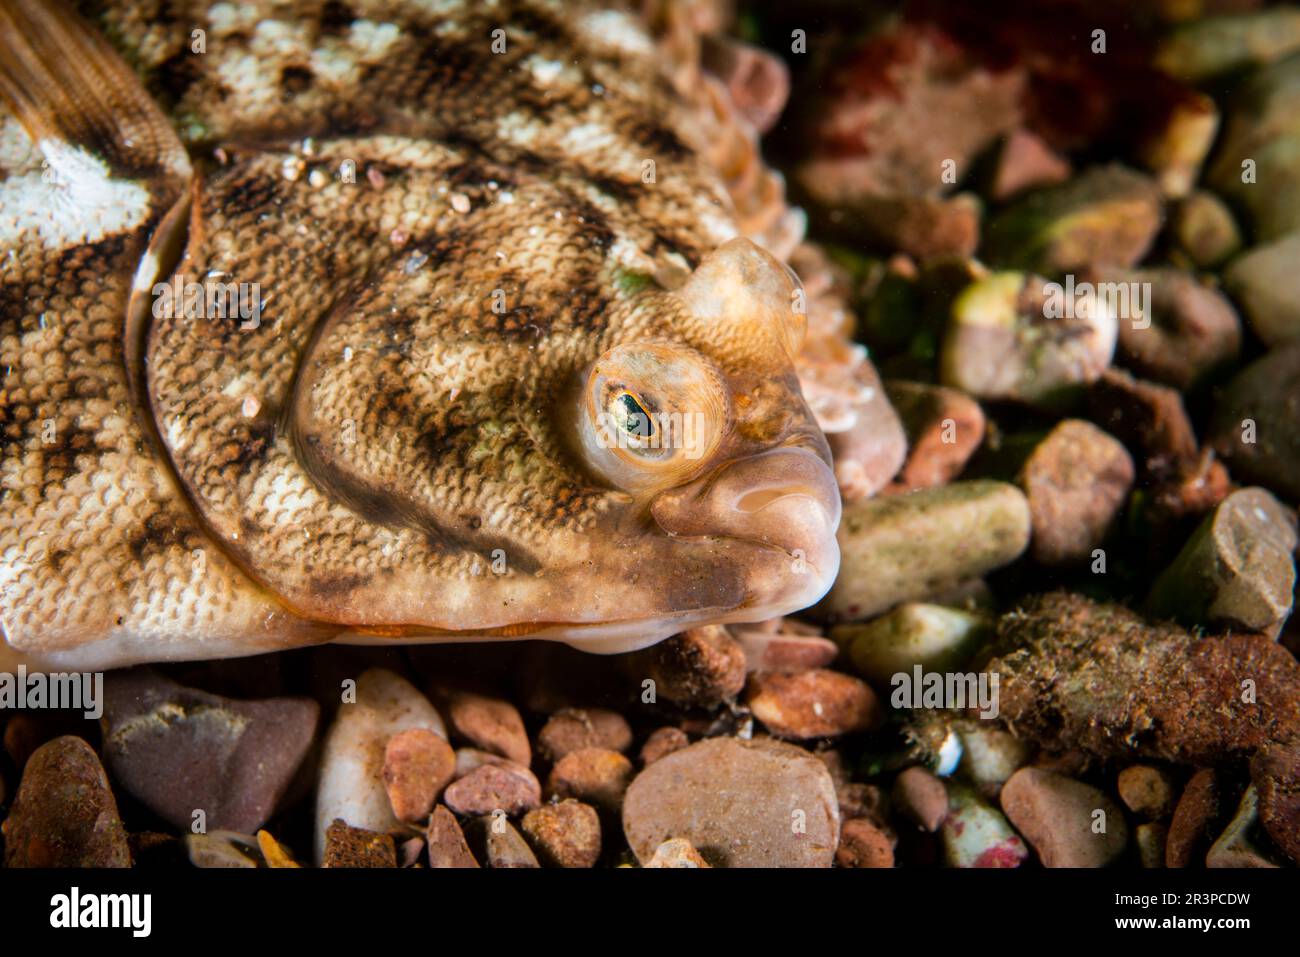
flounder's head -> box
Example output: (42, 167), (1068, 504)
(205, 237), (839, 653)
(557, 237), (842, 647)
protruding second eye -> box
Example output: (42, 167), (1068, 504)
(579, 342), (730, 492)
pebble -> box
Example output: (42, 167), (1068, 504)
(884, 380), (985, 491)
(1018, 419), (1134, 564)
(941, 271), (1117, 406)
(986, 592), (1300, 765)
(1117, 765), (1178, 820)
(824, 366), (909, 501)
(835, 818), (895, 868)
(793, 20), (1018, 259)
(941, 780), (1027, 868)
(547, 747), (634, 813)
(1206, 785), (1281, 868)
(442, 688), (530, 767)
(443, 762), (542, 816)
(1208, 54), (1300, 241)
(1000, 767), (1128, 867)
(1139, 90), (1219, 198)
(1250, 740), (1300, 864)
(639, 727), (690, 766)
(483, 817), (540, 868)
(821, 482), (1030, 622)
(185, 830), (260, 868)
(956, 723), (1031, 792)
(1209, 343), (1300, 501)
(426, 805), (479, 868)
(838, 602), (992, 687)
(983, 164), (1164, 274)
(521, 799), (602, 868)
(101, 668), (318, 835)
(2, 736), (130, 868)
(892, 766), (949, 832)
(622, 737), (840, 867)
(453, 747), (517, 778)
(1166, 768), (1219, 868)
(1172, 189), (1241, 268)
(1087, 368), (1199, 481)
(644, 837), (710, 868)
(744, 669), (882, 739)
(1147, 487), (1297, 634)
(1135, 822), (1168, 868)
(314, 668), (447, 865)
(537, 708), (633, 762)
(1110, 268), (1241, 389)
(625, 625), (746, 707)
(1225, 233), (1300, 346)
(257, 829), (301, 868)
(399, 836), (425, 868)
(729, 625), (839, 673)
(1157, 8), (1300, 81)
(382, 728), (456, 823)
(989, 127), (1072, 201)
(322, 819), (397, 868)
(838, 782), (890, 827)
(700, 34), (790, 134)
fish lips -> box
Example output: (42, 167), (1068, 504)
(649, 446), (842, 618)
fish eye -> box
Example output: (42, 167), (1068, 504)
(579, 342), (730, 491)
(612, 391), (654, 442)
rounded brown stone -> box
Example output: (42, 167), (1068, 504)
(629, 626), (747, 707)
(1117, 765), (1177, 820)
(622, 736), (840, 867)
(537, 708), (633, 762)
(521, 799), (602, 868)
(1000, 767), (1128, 867)
(382, 728), (456, 823)
(2, 735), (130, 868)
(443, 762), (541, 816)
(836, 818), (895, 868)
(639, 727), (690, 766)
(1167, 768), (1219, 868)
(892, 766), (949, 832)
(745, 669), (882, 739)
(547, 747), (634, 812)
(1250, 743), (1300, 864)
(426, 804), (479, 868)
(443, 689), (530, 767)
(1019, 419), (1134, 565)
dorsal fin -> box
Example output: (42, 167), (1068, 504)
(0, 0), (189, 186)
(0, 0), (194, 407)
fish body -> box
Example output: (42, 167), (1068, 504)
(0, 0), (847, 669)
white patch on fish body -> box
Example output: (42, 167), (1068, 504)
(412, 0), (469, 16)
(577, 10), (657, 57)
(496, 112), (544, 149)
(348, 20), (403, 59)
(0, 140), (151, 250)
(165, 416), (189, 452)
(207, 2), (261, 36)
(525, 54), (568, 86)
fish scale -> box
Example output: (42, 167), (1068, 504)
(0, 0), (846, 669)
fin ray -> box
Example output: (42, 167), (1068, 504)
(0, 0), (189, 193)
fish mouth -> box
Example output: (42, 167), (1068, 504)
(649, 445), (843, 617)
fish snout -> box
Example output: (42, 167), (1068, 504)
(650, 447), (842, 601)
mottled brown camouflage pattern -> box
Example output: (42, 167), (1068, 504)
(1, 0), (843, 668)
